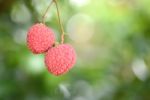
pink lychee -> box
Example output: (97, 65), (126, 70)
(27, 23), (55, 54)
(45, 44), (76, 76)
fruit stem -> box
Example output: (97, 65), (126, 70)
(53, 0), (65, 44)
(42, 0), (54, 23)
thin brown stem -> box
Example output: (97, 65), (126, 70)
(42, 0), (54, 23)
(53, 0), (65, 44)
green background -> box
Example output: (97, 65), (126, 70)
(0, 0), (150, 100)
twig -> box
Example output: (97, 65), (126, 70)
(53, 0), (65, 44)
(42, 0), (54, 23)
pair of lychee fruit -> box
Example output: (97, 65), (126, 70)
(27, 23), (76, 76)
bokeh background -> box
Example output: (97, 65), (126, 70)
(0, 0), (150, 100)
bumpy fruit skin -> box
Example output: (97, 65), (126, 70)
(45, 44), (76, 76)
(27, 23), (55, 54)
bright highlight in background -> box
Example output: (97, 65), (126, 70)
(27, 55), (45, 74)
(132, 58), (148, 81)
(67, 14), (95, 43)
(69, 0), (90, 7)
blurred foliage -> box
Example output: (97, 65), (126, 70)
(0, 0), (150, 100)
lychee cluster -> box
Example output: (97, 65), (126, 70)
(27, 23), (76, 76)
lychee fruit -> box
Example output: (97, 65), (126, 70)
(27, 23), (55, 54)
(45, 44), (76, 76)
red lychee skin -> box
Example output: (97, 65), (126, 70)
(27, 23), (55, 54)
(45, 44), (76, 76)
